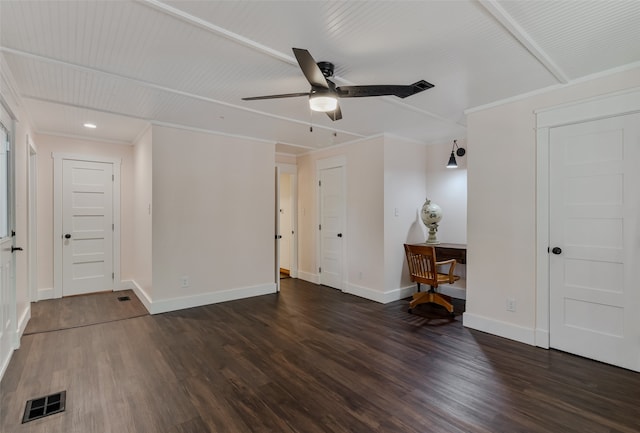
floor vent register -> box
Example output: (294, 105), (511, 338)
(23, 391), (66, 423)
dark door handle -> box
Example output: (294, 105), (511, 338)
(337, 233), (342, 238)
(64, 234), (71, 239)
(11, 246), (23, 253)
(551, 247), (562, 255)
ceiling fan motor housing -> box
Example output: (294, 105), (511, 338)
(317, 61), (335, 78)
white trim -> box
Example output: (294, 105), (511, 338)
(535, 87), (640, 349)
(36, 129), (134, 146)
(16, 305), (30, 346)
(129, 280), (153, 313)
(52, 154), (122, 298)
(145, 283), (276, 315)
(535, 126), (550, 348)
(37, 287), (54, 301)
(345, 282), (414, 304)
(27, 137), (38, 302)
(297, 271), (320, 285)
(535, 87), (640, 128)
(316, 156), (347, 291)
(478, 0), (568, 83)
(462, 312), (536, 345)
(465, 66), (640, 115)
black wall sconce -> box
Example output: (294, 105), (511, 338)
(446, 139), (466, 168)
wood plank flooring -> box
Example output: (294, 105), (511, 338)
(2, 278), (639, 432)
(23, 290), (148, 335)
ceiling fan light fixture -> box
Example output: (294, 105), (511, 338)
(309, 94), (337, 112)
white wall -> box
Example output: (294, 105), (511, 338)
(296, 136), (385, 298)
(148, 125), (276, 313)
(34, 134), (135, 297)
(383, 135), (428, 299)
(425, 139), (467, 245)
(132, 127), (153, 298)
(464, 66), (640, 344)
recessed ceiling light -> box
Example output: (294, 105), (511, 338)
(83, 123), (97, 129)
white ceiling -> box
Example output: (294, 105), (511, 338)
(1, 1), (639, 154)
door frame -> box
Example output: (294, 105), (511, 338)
(316, 156), (347, 290)
(277, 163), (298, 279)
(52, 153), (121, 299)
(27, 135), (37, 302)
(534, 87), (640, 348)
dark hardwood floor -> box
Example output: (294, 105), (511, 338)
(1, 278), (639, 432)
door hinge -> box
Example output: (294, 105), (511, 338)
(112, 174), (114, 181)
(112, 223), (114, 231)
(112, 272), (114, 280)
(319, 267), (322, 273)
(319, 224), (321, 230)
(319, 180), (321, 187)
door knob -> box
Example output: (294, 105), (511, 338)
(64, 234), (71, 239)
(551, 247), (562, 255)
(337, 233), (343, 238)
(11, 246), (23, 253)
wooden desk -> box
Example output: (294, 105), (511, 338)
(433, 243), (466, 264)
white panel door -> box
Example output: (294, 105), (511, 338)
(549, 113), (640, 371)
(319, 166), (344, 290)
(62, 160), (114, 296)
(0, 121), (16, 375)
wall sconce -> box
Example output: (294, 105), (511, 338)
(446, 139), (466, 168)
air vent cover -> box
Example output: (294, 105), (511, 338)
(23, 391), (66, 423)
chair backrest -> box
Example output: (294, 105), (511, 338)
(404, 244), (439, 287)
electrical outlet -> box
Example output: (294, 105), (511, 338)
(180, 276), (190, 288)
(506, 298), (516, 312)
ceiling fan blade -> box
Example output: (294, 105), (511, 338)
(336, 80), (434, 99)
(292, 48), (329, 89)
(326, 104), (342, 121)
(242, 92), (310, 101)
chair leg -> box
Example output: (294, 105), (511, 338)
(408, 292), (454, 314)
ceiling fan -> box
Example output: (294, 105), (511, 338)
(242, 48), (434, 121)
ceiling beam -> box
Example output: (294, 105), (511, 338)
(138, 0), (464, 129)
(478, 0), (569, 84)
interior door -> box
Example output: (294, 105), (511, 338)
(275, 166), (280, 292)
(549, 113), (640, 371)
(62, 159), (114, 296)
(319, 165), (344, 290)
(0, 120), (16, 374)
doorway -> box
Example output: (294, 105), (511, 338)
(536, 89), (640, 372)
(277, 163), (297, 283)
(53, 154), (121, 298)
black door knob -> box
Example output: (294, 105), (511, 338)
(64, 234), (71, 239)
(551, 247), (562, 255)
(11, 246), (23, 253)
(337, 233), (342, 238)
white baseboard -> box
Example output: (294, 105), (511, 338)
(462, 312), (536, 346)
(37, 287), (54, 300)
(128, 280), (153, 313)
(16, 305), (31, 345)
(115, 280), (136, 291)
(535, 328), (550, 349)
(298, 271), (320, 285)
(343, 283), (415, 304)
(129, 280), (277, 315)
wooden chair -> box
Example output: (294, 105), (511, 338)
(404, 244), (459, 315)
